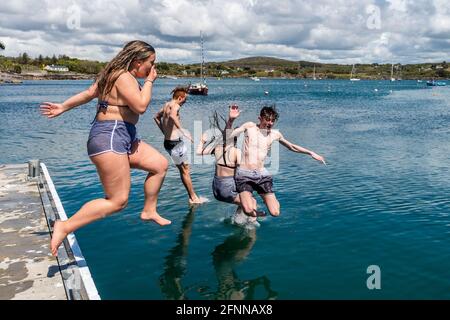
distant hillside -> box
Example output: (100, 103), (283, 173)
(200, 56), (450, 79)
(221, 56), (300, 70)
(1, 52), (449, 80)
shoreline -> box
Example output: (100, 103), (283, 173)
(0, 71), (95, 81)
(4, 77), (448, 82)
(1, 71), (447, 82)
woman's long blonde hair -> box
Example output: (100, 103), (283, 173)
(96, 40), (155, 100)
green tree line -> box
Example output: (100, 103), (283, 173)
(0, 48), (448, 79)
(0, 52), (106, 74)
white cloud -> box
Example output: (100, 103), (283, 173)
(0, 0), (448, 64)
(386, 0), (408, 12)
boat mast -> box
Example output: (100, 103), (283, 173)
(200, 31), (204, 84)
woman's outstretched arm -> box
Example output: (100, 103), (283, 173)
(40, 82), (98, 118)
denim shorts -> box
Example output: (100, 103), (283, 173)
(87, 120), (138, 157)
(212, 175), (238, 204)
(235, 167), (274, 194)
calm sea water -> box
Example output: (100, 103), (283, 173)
(1, 78), (450, 299)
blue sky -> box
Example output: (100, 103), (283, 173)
(0, 0), (449, 64)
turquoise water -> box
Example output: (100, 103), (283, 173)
(1, 79), (450, 299)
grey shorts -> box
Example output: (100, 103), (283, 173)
(164, 138), (188, 165)
(87, 120), (138, 157)
(212, 175), (238, 204)
(235, 167), (274, 194)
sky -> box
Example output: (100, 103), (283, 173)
(0, 0), (449, 64)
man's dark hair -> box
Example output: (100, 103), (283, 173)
(260, 105), (279, 121)
(171, 86), (188, 99)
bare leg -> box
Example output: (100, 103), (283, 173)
(260, 193), (280, 217)
(233, 195), (265, 217)
(239, 191), (257, 217)
(129, 140), (171, 225)
(176, 163), (203, 204)
(51, 152), (131, 256)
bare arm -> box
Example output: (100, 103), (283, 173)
(278, 133), (326, 164)
(225, 107), (240, 129)
(63, 82), (98, 110)
(153, 107), (164, 134)
(196, 133), (216, 155)
(115, 66), (157, 115)
(225, 117), (235, 130)
(168, 103), (183, 130)
(169, 103), (193, 142)
(40, 82), (98, 118)
(229, 122), (255, 138)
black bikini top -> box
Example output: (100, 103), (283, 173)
(214, 145), (237, 169)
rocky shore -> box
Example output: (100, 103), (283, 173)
(0, 71), (94, 81)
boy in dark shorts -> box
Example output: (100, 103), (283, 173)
(154, 87), (205, 205)
(230, 105), (326, 217)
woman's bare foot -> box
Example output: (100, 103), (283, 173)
(50, 220), (68, 257)
(140, 211), (171, 226)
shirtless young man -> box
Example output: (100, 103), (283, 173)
(154, 87), (204, 205)
(229, 105), (326, 217)
(196, 105), (265, 219)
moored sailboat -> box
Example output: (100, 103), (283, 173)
(188, 31), (208, 96)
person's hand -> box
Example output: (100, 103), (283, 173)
(311, 152), (326, 165)
(146, 65), (157, 83)
(183, 132), (194, 143)
(200, 132), (208, 143)
(229, 105), (240, 120)
(40, 102), (66, 118)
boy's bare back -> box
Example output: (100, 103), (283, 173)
(161, 101), (182, 140)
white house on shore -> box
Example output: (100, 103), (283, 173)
(44, 64), (69, 72)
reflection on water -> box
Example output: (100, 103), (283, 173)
(209, 228), (277, 300)
(159, 208), (277, 300)
(159, 208), (196, 300)
(3, 80), (450, 298)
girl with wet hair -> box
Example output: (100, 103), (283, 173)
(41, 40), (171, 256)
(197, 105), (263, 218)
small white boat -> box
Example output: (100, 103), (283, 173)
(250, 76), (260, 81)
(427, 80), (446, 87)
